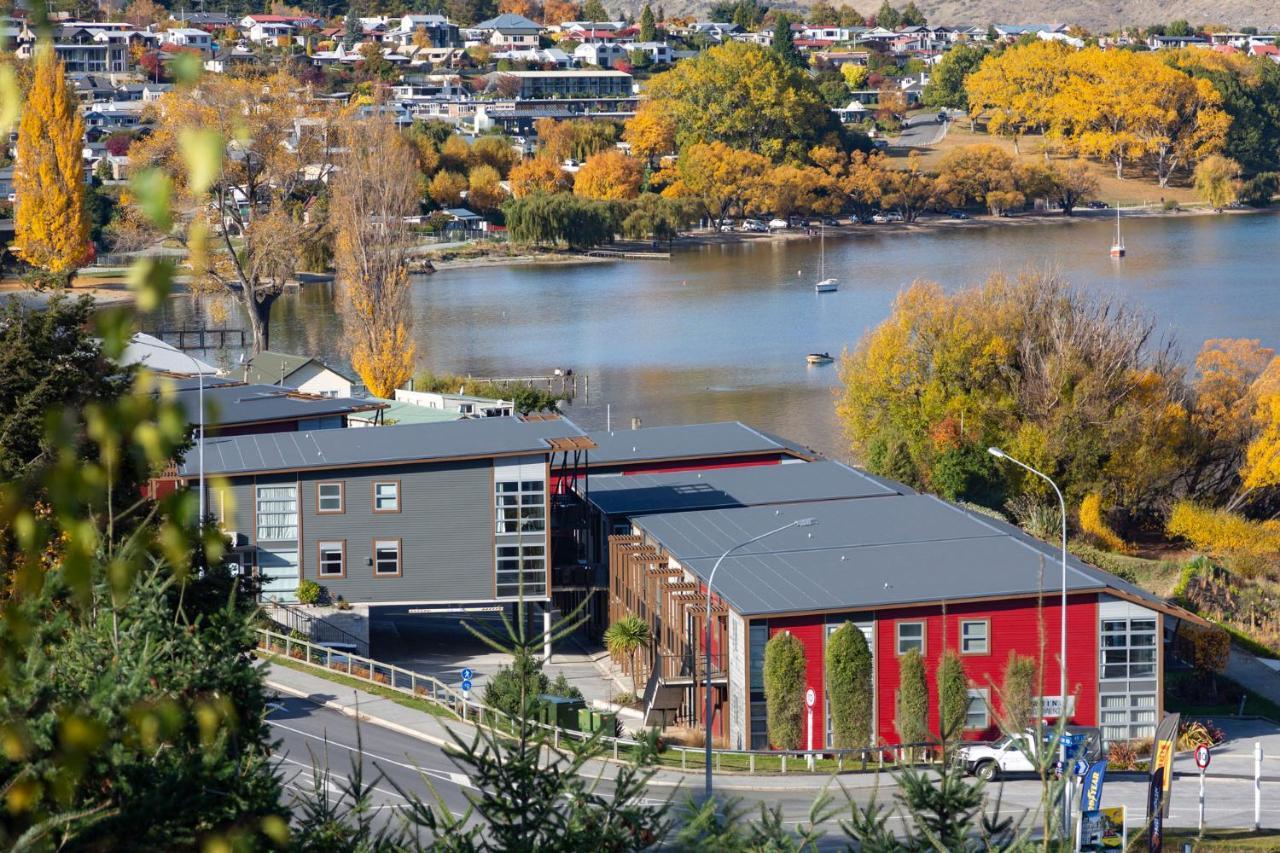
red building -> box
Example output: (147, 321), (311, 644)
(605, 472), (1202, 750)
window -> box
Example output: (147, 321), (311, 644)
(318, 541), (345, 578)
(495, 542), (546, 598)
(494, 465), (547, 600)
(896, 621), (924, 655)
(495, 479), (546, 534)
(965, 689), (990, 730)
(317, 482), (344, 513)
(1100, 618), (1157, 680)
(374, 539), (401, 576)
(961, 620), (989, 655)
(749, 622), (769, 749)
(373, 481), (400, 513)
(256, 485), (297, 541)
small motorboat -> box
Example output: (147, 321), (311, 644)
(806, 352), (834, 364)
(1110, 206), (1125, 258)
(814, 278), (839, 293)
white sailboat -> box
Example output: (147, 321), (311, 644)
(814, 224), (838, 292)
(1110, 206), (1125, 258)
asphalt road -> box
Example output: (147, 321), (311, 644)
(268, 696), (1280, 846)
(894, 112), (950, 148)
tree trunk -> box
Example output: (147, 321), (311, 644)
(241, 287), (280, 354)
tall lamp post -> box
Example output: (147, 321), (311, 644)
(988, 447), (1071, 833)
(704, 516), (817, 801)
(184, 353), (208, 567)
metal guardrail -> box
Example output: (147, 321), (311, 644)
(255, 628), (946, 773)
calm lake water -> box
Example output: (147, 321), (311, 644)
(149, 211), (1280, 459)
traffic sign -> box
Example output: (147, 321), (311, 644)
(1195, 745), (1211, 770)
(461, 679), (473, 692)
(1074, 758), (1090, 777)
(805, 688), (816, 708)
(461, 668), (474, 681)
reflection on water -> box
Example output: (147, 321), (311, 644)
(148, 211), (1280, 459)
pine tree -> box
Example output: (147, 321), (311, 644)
(14, 42), (89, 284)
(771, 14), (803, 68)
(639, 3), (656, 41)
(344, 8), (361, 47)
(900, 0), (926, 26)
(582, 0), (606, 21)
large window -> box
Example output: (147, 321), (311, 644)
(496, 480), (546, 534)
(318, 541), (345, 578)
(317, 482), (344, 513)
(896, 621), (925, 655)
(373, 481), (400, 513)
(961, 620), (989, 655)
(965, 689), (990, 730)
(1101, 619), (1157, 680)
(256, 485), (297, 541)
(494, 459), (547, 600)
(749, 622), (769, 749)
(496, 543), (546, 598)
(374, 539), (401, 576)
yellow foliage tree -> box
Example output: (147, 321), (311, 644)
(965, 40), (1072, 153)
(1194, 154), (1240, 211)
(1241, 394), (1280, 493)
(467, 163), (507, 212)
(657, 141), (769, 228)
(14, 43), (90, 280)
(623, 102), (676, 167)
(509, 156), (572, 197)
(1078, 493), (1128, 553)
(573, 149), (643, 200)
(428, 169), (468, 208)
(840, 63), (868, 90)
(1167, 501), (1280, 578)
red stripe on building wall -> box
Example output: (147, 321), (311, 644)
(614, 455), (785, 475)
(767, 617), (827, 750)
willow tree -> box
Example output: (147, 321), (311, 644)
(14, 43), (89, 283)
(330, 119), (419, 398)
(129, 72), (333, 352)
(825, 622), (872, 748)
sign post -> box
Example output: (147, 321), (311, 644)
(461, 667), (474, 702)
(1194, 745), (1211, 836)
(1256, 742), (1264, 832)
(805, 687), (816, 770)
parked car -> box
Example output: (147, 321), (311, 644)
(870, 213), (888, 224)
(955, 727), (1102, 781)
(820, 217), (841, 226)
(741, 219), (768, 232)
(885, 211), (904, 222)
(937, 111), (948, 122)
(1086, 200), (1108, 209)
(872, 139), (890, 150)
(948, 210), (970, 220)
(720, 220), (737, 232)
(767, 218), (789, 230)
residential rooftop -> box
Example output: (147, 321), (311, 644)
(571, 421), (816, 467)
(170, 383), (385, 429)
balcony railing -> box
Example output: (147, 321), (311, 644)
(646, 649), (727, 685)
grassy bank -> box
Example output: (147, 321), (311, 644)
(262, 652), (458, 721)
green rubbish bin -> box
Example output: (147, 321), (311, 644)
(577, 707), (594, 733)
(594, 711), (618, 737)
(540, 695), (587, 730)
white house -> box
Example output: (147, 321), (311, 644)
(629, 41), (672, 64)
(243, 351), (355, 398)
(160, 28), (213, 53)
(573, 41), (627, 67)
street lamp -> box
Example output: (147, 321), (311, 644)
(704, 516), (817, 801)
(184, 351), (208, 566)
(988, 447), (1071, 832)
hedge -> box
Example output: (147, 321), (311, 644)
(764, 631), (806, 749)
(825, 622), (872, 748)
(937, 650), (968, 742)
(895, 648), (929, 745)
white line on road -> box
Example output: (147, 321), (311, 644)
(269, 718), (474, 789)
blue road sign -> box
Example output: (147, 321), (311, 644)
(461, 668), (474, 681)
(1074, 758), (1090, 777)
(461, 679), (473, 692)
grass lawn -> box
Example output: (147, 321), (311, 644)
(262, 652), (459, 721)
(1165, 670), (1280, 722)
(892, 119), (1204, 208)
(1141, 828), (1280, 850)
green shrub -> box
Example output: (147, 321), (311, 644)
(825, 622), (872, 748)
(763, 631), (806, 749)
(1240, 172), (1278, 207)
(1173, 621), (1230, 676)
(296, 580), (322, 606)
(937, 650), (968, 743)
(1162, 199), (1180, 211)
(895, 648), (930, 745)
(548, 671), (584, 701)
(1070, 543), (1139, 584)
(998, 652), (1037, 733)
(929, 444), (1005, 509)
(484, 648), (549, 719)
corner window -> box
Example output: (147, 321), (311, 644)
(374, 539), (401, 576)
(896, 621), (924, 655)
(961, 620), (989, 655)
(965, 689), (990, 730)
(317, 482), (344, 514)
(318, 541), (345, 578)
(373, 481), (400, 513)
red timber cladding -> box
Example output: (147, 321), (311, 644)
(766, 616), (827, 749)
(613, 455), (785, 476)
(214, 419), (303, 437)
(875, 594), (1099, 745)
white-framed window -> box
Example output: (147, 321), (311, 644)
(255, 485), (297, 541)
(495, 479), (546, 534)
(896, 621), (924, 655)
(1100, 618), (1157, 680)
(961, 620), (989, 655)
(318, 540), (345, 577)
(496, 542), (546, 598)
(965, 689), (990, 730)
(374, 539), (401, 576)
(373, 481), (400, 512)
(317, 482), (344, 513)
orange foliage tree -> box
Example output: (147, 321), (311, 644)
(573, 149), (643, 200)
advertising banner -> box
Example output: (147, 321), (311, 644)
(1151, 713), (1180, 818)
(1080, 760), (1108, 812)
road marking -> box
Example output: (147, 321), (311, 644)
(268, 718), (474, 789)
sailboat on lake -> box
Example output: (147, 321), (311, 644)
(1110, 206), (1126, 258)
(815, 225), (838, 292)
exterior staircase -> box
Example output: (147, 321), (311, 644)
(262, 601), (369, 657)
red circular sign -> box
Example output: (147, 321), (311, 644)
(805, 688), (816, 708)
(1195, 745), (1211, 769)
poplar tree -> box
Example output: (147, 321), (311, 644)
(14, 43), (89, 285)
(772, 14), (803, 68)
(825, 622), (873, 748)
(639, 3), (656, 41)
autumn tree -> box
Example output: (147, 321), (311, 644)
(645, 41), (839, 162)
(123, 0), (164, 26)
(879, 151), (935, 222)
(623, 101), (676, 167)
(840, 62), (868, 91)
(509, 155), (572, 197)
(330, 120), (419, 398)
(468, 163), (507, 212)
(573, 149), (643, 200)
(468, 135), (519, 177)
(811, 146), (889, 220)
(429, 169), (469, 207)
(14, 43), (90, 284)
(639, 3), (656, 40)
(129, 72), (331, 352)
(923, 43), (984, 110)
(534, 117), (619, 163)
(1049, 160), (1098, 215)
(933, 144), (1021, 212)
(760, 163), (840, 218)
(542, 0), (580, 25)
(965, 40), (1073, 153)
(657, 141), (769, 228)
(1195, 154), (1241, 211)
(498, 0), (541, 17)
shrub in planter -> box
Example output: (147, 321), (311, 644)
(296, 579), (322, 605)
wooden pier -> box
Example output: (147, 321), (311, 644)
(156, 328), (247, 350)
(484, 371), (584, 399)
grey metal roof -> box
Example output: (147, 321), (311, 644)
(243, 351), (354, 386)
(633, 495), (1174, 617)
(582, 422), (815, 467)
(179, 416), (568, 476)
(582, 460), (903, 517)
(171, 383), (384, 428)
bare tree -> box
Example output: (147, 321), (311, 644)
(329, 119), (420, 397)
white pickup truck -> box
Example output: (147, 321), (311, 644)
(955, 727), (1102, 781)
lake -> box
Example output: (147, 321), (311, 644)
(149, 211), (1280, 459)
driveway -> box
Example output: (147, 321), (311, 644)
(893, 112), (950, 148)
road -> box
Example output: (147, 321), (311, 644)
(269, 696), (1280, 845)
(893, 112), (950, 149)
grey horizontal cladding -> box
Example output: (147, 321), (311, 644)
(581, 460), (900, 516)
(300, 459), (496, 603)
